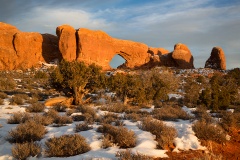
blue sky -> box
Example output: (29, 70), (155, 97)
(1, 0), (239, 69)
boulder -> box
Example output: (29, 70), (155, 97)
(56, 25), (76, 61)
(76, 28), (150, 70)
(205, 47), (226, 70)
(171, 43), (194, 69)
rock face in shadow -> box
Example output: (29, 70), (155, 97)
(205, 47), (226, 70)
(171, 43), (194, 69)
(56, 25), (76, 61)
(76, 28), (150, 70)
(0, 22), (61, 70)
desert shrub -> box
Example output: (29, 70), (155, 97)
(100, 103), (138, 114)
(53, 103), (67, 112)
(193, 105), (213, 123)
(97, 124), (136, 148)
(26, 102), (45, 113)
(0, 77), (16, 90)
(44, 109), (59, 119)
(152, 106), (191, 121)
(116, 149), (153, 160)
(192, 120), (226, 143)
(0, 92), (8, 99)
(44, 109), (72, 126)
(7, 112), (31, 124)
(12, 142), (41, 160)
(124, 113), (141, 122)
(32, 114), (53, 126)
(65, 109), (76, 116)
(219, 111), (240, 131)
(10, 95), (24, 105)
(139, 117), (177, 149)
(100, 113), (120, 124)
(71, 114), (86, 121)
(45, 134), (90, 157)
(76, 105), (96, 117)
(34, 70), (48, 79)
(53, 115), (73, 127)
(0, 98), (4, 105)
(75, 122), (93, 132)
(8, 120), (46, 143)
(27, 97), (39, 104)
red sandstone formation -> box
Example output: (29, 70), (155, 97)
(0, 22), (60, 70)
(205, 47), (226, 70)
(76, 28), (150, 70)
(0, 22), (207, 71)
(171, 43), (194, 69)
(56, 25), (76, 61)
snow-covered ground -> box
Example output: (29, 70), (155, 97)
(0, 96), (207, 160)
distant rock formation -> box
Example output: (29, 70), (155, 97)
(0, 22), (60, 70)
(0, 22), (199, 70)
(171, 43), (194, 69)
(205, 47), (226, 70)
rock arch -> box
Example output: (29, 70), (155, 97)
(76, 28), (150, 70)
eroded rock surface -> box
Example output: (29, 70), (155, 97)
(205, 47), (226, 70)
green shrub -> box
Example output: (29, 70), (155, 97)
(98, 124), (136, 148)
(8, 120), (46, 143)
(34, 70), (48, 79)
(7, 112), (31, 124)
(139, 117), (177, 149)
(75, 122), (93, 132)
(26, 103), (45, 113)
(45, 134), (90, 157)
(192, 120), (226, 143)
(12, 142), (41, 160)
(152, 106), (191, 121)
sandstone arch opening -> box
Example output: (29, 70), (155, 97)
(110, 54), (126, 69)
